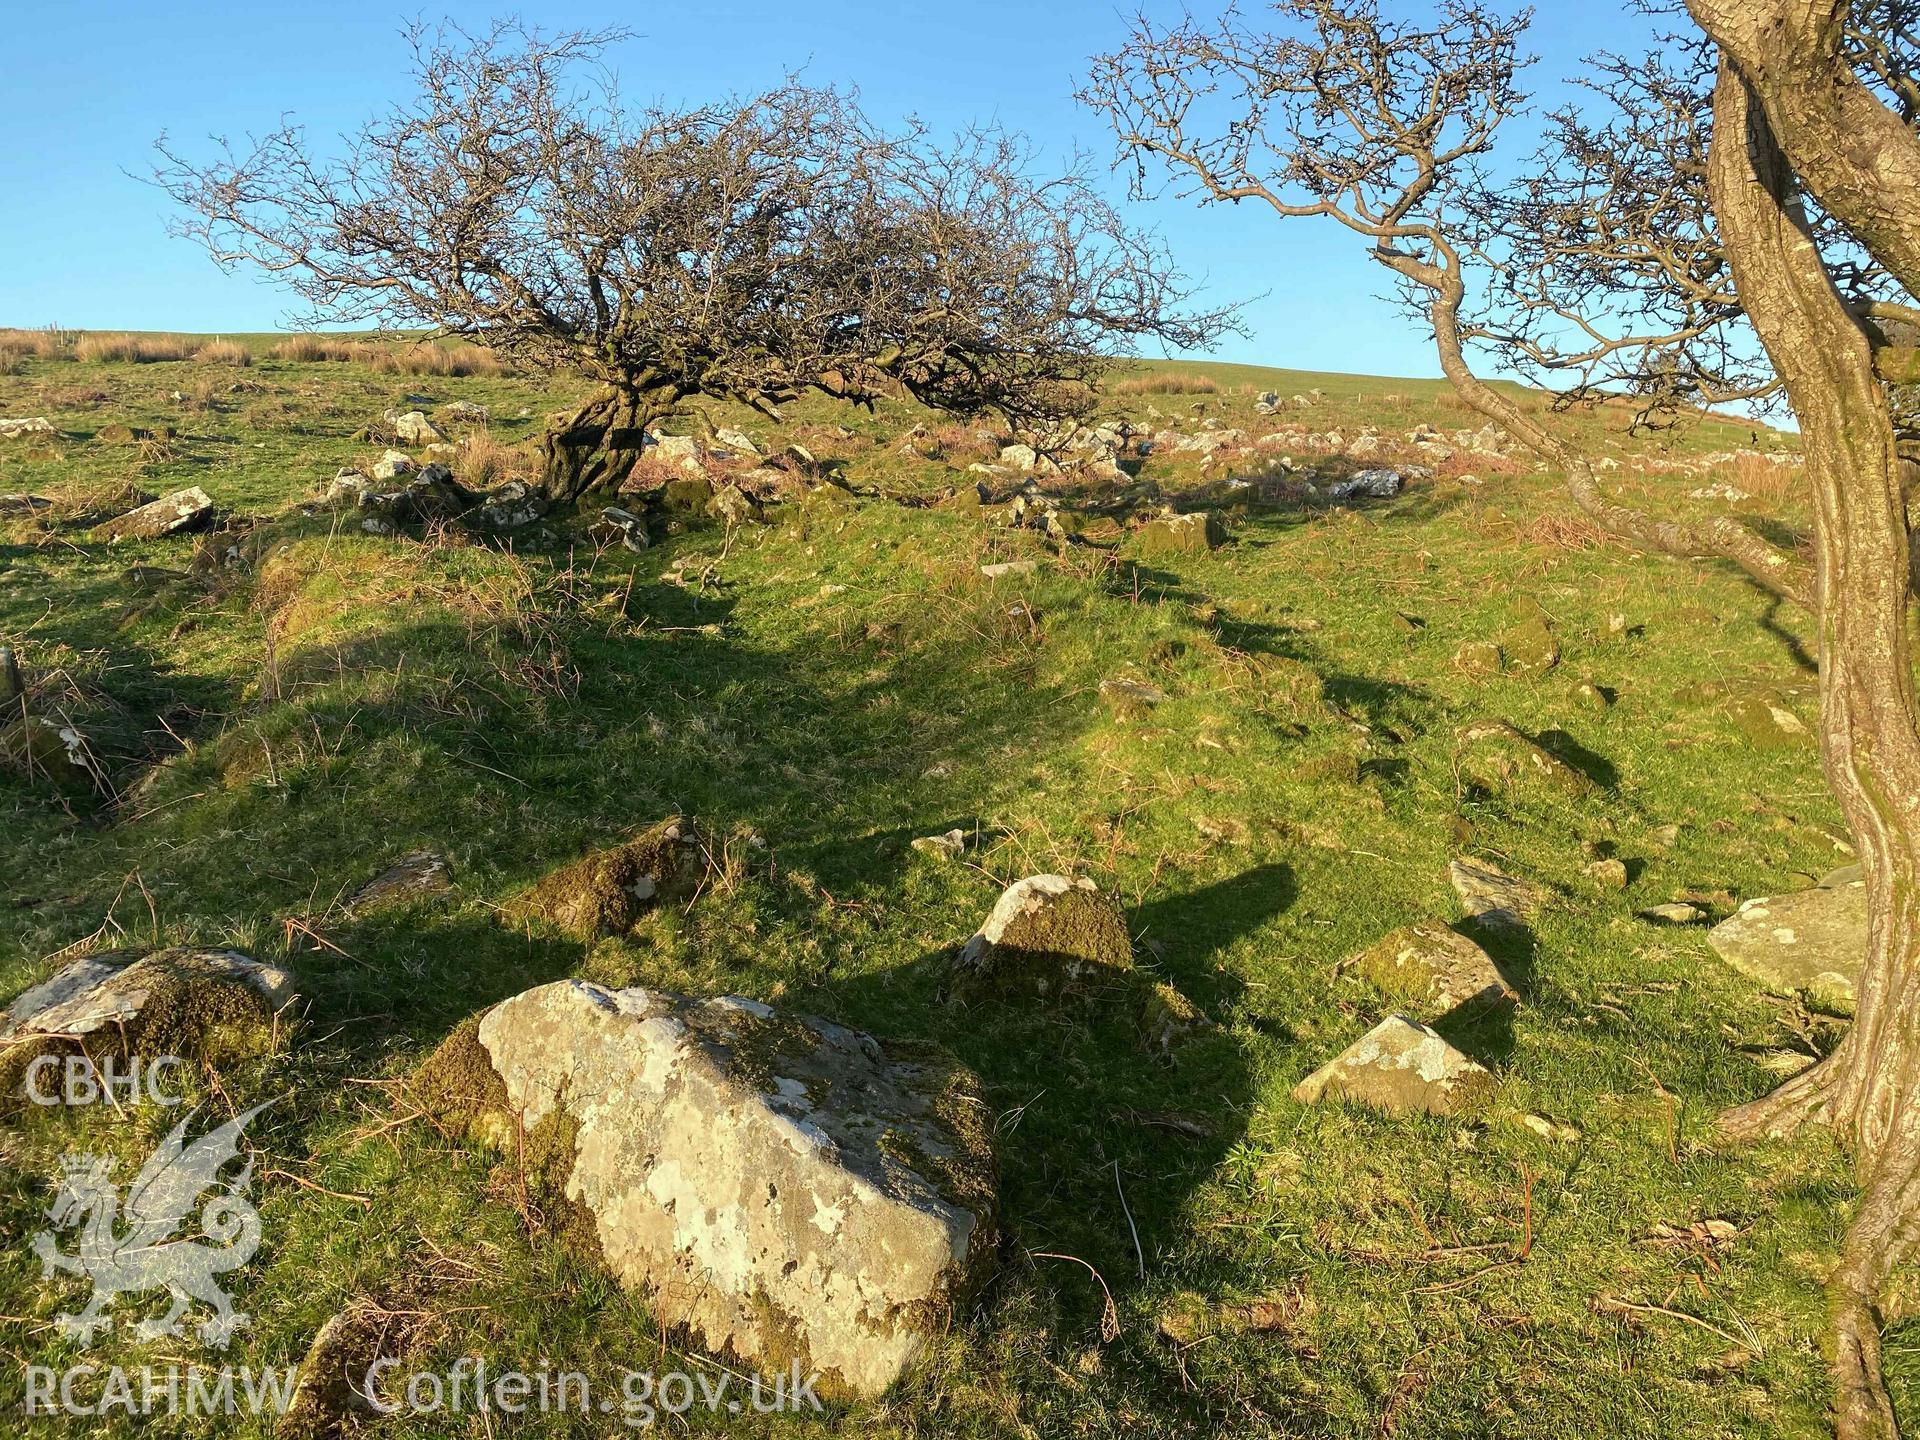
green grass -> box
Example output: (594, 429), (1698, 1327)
(0, 338), (1867, 1437)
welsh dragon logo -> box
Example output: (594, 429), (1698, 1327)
(32, 1101), (270, 1348)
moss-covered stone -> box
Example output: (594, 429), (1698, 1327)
(1347, 918), (1516, 1019)
(1495, 614), (1559, 675)
(509, 817), (699, 940)
(0, 948), (294, 1104)
(1455, 718), (1595, 798)
(952, 875), (1135, 999)
(1133, 510), (1226, 560)
(1138, 980), (1210, 1055)
(1723, 693), (1810, 750)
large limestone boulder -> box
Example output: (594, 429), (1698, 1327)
(389, 410), (448, 446)
(952, 875), (1134, 997)
(1293, 1015), (1496, 1116)
(1325, 468), (1403, 502)
(0, 948), (296, 1084)
(90, 486), (214, 541)
(1708, 865), (1866, 1010)
(425, 983), (997, 1396)
(1348, 919), (1516, 1019)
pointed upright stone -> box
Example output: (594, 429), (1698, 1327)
(1293, 1015), (1497, 1116)
(1349, 919), (1516, 1018)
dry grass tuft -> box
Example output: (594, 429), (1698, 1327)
(0, 327), (76, 370)
(1722, 450), (1802, 503)
(194, 339), (252, 367)
(364, 342), (504, 377)
(1107, 371), (1221, 396)
(73, 333), (198, 364)
(268, 334), (357, 363)
(268, 334), (505, 375)
(454, 430), (529, 491)
(1518, 511), (1618, 552)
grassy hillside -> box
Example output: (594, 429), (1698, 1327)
(0, 335), (1864, 1438)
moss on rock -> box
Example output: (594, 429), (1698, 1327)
(952, 875), (1135, 999)
(509, 816), (699, 940)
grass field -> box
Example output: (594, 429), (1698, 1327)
(0, 333), (1872, 1437)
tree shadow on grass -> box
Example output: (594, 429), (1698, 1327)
(812, 860), (1290, 1382)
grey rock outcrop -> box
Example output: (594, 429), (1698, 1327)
(429, 983), (997, 1397)
(1709, 865), (1866, 1010)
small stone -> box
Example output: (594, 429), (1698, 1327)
(589, 506), (650, 552)
(1586, 858), (1630, 890)
(1347, 919), (1516, 1019)
(1452, 641), (1503, 676)
(1325, 468), (1403, 502)
(979, 560), (1037, 579)
(370, 450), (416, 482)
(911, 829), (968, 860)
(1496, 614), (1560, 675)
(1575, 680), (1612, 711)
(1292, 1015), (1496, 1116)
(390, 410), (447, 446)
(1455, 718), (1595, 798)
(1723, 695), (1808, 749)
(1640, 902), (1705, 925)
(345, 850), (453, 915)
(0, 947), (296, 1072)
(1099, 677), (1168, 718)
(705, 483), (761, 525)
(1, 715), (104, 788)
(1138, 980), (1211, 1055)
(647, 432), (706, 473)
(1133, 511), (1227, 559)
(0, 417), (58, 440)
(1516, 1113), (1582, 1143)
(509, 818), (702, 940)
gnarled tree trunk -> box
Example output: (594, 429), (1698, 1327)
(1708, 65), (1920, 1440)
(540, 384), (671, 503)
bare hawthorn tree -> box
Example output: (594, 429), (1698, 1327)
(155, 21), (1223, 501)
(1086, 3), (1920, 1433)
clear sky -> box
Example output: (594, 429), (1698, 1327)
(0, 2), (1644, 379)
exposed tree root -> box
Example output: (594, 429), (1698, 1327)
(1719, 1042), (1856, 1142)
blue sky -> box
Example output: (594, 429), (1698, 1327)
(0, 3), (1642, 379)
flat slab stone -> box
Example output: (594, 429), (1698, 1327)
(1450, 857), (1545, 930)
(462, 982), (997, 1397)
(90, 486), (214, 540)
(1709, 865), (1866, 1010)
(1293, 1015), (1496, 1116)
(345, 850), (453, 915)
(0, 947), (295, 1047)
(1349, 919), (1516, 1018)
